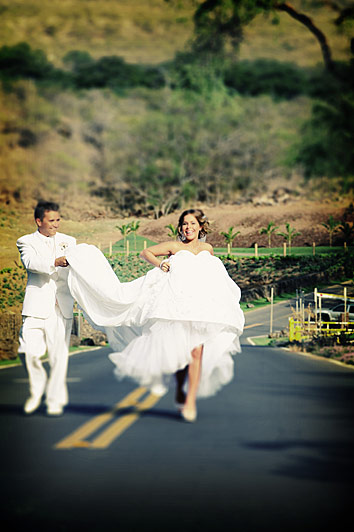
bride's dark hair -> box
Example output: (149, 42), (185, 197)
(177, 209), (210, 239)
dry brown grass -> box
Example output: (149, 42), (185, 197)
(0, 0), (350, 67)
(240, 8), (351, 66)
(0, 208), (133, 269)
(1, 194), (351, 271)
(0, 0), (194, 65)
(139, 197), (351, 248)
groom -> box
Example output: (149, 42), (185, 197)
(17, 200), (76, 416)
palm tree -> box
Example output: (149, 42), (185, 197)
(259, 221), (279, 248)
(321, 215), (341, 247)
(165, 224), (179, 240)
(116, 223), (131, 253)
(277, 223), (301, 254)
(220, 227), (240, 252)
(129, 220), (140, 251)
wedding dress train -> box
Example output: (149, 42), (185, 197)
(66, 244), (244, 397)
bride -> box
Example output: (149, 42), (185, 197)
(66, 209), (244, 422)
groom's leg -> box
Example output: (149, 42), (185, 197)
(45, 306), (72, 414)
(21, 317), (48, 413)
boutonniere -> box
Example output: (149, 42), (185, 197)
(59, 242), (68, 252)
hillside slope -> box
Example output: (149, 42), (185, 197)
(139, 198), (352, 248)
(0, 0), (352, 267)
(0, 0), (350, 65)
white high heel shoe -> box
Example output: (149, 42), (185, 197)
(181, 406), (197, 423)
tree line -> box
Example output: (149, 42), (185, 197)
(0, 41), (352, 197)
(1, 41), (351, 99)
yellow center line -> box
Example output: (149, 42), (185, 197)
(91, 392), (161, 449)
(54, 386), (148, 450)
(244, 323), (263, 329)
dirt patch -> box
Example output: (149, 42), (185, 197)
(138, 198), (351, 248)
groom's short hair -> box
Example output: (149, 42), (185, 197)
(34, 200), (60, 221)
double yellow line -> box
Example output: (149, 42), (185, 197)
(55, 387), (161, 450)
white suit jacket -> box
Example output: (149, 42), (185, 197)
(17, 230), (77, 319)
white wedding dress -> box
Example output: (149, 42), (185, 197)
(66, 244), (244, 397)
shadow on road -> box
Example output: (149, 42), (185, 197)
(0, 402), (184, 422)
(241, 438), (354, 483)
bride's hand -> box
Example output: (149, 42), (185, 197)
(159, 260), (170, 273)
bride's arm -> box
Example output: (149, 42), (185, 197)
(140, 241), (178, 270)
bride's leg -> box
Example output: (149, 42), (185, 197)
(183, 344), (203, 420)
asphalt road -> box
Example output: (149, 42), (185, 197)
(1, 301), (354, 532)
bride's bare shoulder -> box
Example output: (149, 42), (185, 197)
(202, 243), (214, 255)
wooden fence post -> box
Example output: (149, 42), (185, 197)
(313, 242), (316, 256)
(77, 308), (81, 341)
(109, 241), (112, 256)
(126, 240), (130, 256)
(255, 243), (258, 258)
(283, 242), (287, 257)
(344, 287), (348, 326)
(270, 286), (274, 335)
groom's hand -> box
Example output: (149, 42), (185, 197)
(55, 256), (69, 267)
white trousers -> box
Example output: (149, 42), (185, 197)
(19, 305), (72, 409)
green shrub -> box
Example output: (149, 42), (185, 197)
(224, 59), (308, 99)
(107, 253), (153, 282)
(0, 42), (54, 80)
(296, 94), (354, 180)
(63, 51), (165, 90)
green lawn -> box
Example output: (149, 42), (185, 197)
(105, 239), (350, 257)
(250, 336), (273, 346)
(103, 234), (157, 253)
(214, 246), (350, 257)
(251, 336), (288, 346)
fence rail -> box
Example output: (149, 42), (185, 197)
(96, 241), (350, 258)
(289, 317), (354, 342)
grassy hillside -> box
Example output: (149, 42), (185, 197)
(0, 0), (352, 269)
(240, 4), (351, 66)
(0, 81), (313, 208)
(0, 0), (194, 65)
(0, 1), (350, 215)
(0, 1), (350, 65)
